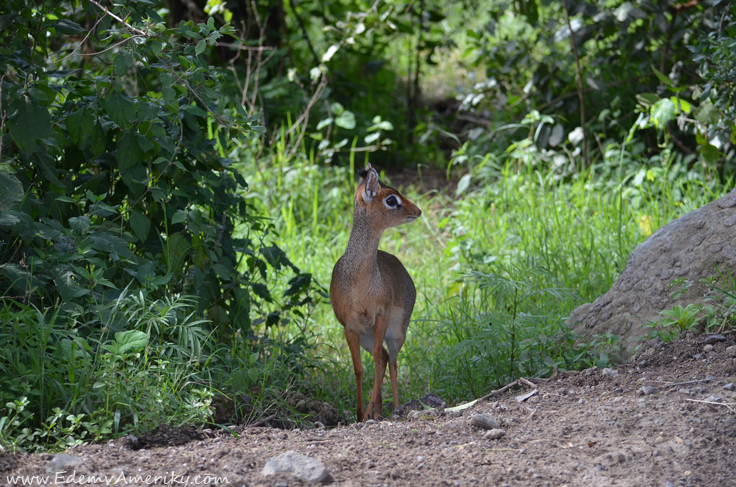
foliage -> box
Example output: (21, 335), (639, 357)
(0, 293), (213, 452)
(0, 0), (323, 450)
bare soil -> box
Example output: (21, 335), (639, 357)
(2, 332), (736, 487)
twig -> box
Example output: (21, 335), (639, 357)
(651, 378), (713, 388)
(685, 398), (735, 413)
(287, 0), (320, 66)
(478, 376), (538, 402)
(88, 0), (151, 37)
(0, 75), (5, 165)
(216, 42), (277, 52)
(247, 413), (277, 427)
(562, 0), (587, 167)
(57, 14), (107, 62)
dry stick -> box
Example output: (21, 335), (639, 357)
(562, 0), (587, 168)
(58, 13), (106, 62)
(650, 378), (713, 388)
(247, 413), (278, 427)
(288, 0), (320, 67)
(477, 377), (538, 402)
(0, 75), (5, 165)
(88, 0), (150, 37)
(686, 398), (735, 413)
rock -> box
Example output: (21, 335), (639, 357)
(416, 455), (425, 462)
(407, 408), (438, 420)
(121, 434), (140, 450)
(726, 345), (736, 357)
(262, 451), (332, 484)
(578, 398), (586, 405)
(47, 454), (84, 473)
(637, 386), (659, 396)
(484, 429), (506, 440)
(469, 413), (500, 430)
(705, 334), (726, 344)
(705, 395), (723, 403)
(568, 188), (736, 355)
(602, 368), (619, 378)
(613, 388), (623, 394)
(394, 393), (446, 417)
(704, 344), (714, 352)
(723, 383), (735, 391)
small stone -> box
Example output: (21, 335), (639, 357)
(613, 388), (623, 394)
(637, 386), (659, 396)
(262, 451), (332, 484)
(704, 334), (726, 344)
(469, 413), (500, 430)
(122, 434), (140, 450)
(723, 383), (735, 391)
(602, 368), (619, 378)
(578, 398), (586, 405)
(704, 344), (714, 352)
(47, 454), (84, 473)
(726, 345), (736, 357)
(416, 455), (425, 462)
(705, 395), (723, 403)
(617, 453), (626, 463)
(483, 429), (506, 440)
(407, 408), (437, 420)
(706, 374), (715, 381)
(364, 419), (377, 425)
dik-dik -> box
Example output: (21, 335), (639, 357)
(330, 164), (422, 421)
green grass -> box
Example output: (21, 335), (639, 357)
(236, 138), (729, 409)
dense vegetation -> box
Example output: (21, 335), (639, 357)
(0, 0), (734, 451)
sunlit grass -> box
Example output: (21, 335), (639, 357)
(234, 139), (729, 409)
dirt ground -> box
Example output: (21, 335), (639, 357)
(2, 331), (735, 487)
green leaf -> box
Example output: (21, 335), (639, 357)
(114, 330), (149, 355)
(694, 100), (720, 125)
(113, 52), (134, 76)
(330, 102), (345, 115)
(67, 109), (94, 146)
(635, 93), (659, 108)
(69, 216), (91, 235)
(116, 133), (143, 170)
(0, 173), (23, 214)
(172, 210), (188, 224)
(365, 132), (380, 144)
(649, 98), (676, 130)
(334, 110), (356, 130)
(105, 92), (136, 128)
(316, 118), (333, 130)
(7, 96), (52, 154)
(651, 65), (674, 88)
(129, 210), (151, 242)
(54, 19), (85, 35)
(195, 39), (207, 55)
(669, 97), (691, 114)
(91, 122), (107, 156)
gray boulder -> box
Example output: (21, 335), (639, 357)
(262, 450), (332, 484)
(569, 188), (736, 354)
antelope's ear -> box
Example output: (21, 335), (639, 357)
(361, 165), (380, 203)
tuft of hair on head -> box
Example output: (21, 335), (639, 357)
(358, 169), (369, 178)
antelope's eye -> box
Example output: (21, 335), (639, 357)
(386, 195), (398, 208)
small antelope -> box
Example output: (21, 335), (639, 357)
(330, 164), (422, 421)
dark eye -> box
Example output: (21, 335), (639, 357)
(386, 195), (398, 207)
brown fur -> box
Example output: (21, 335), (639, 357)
(330, 164), (422, 421)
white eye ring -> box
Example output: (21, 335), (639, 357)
(383, 195), (402, 209)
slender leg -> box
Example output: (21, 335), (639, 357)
(345, 329), (364, 422)
(389, 358), (399, 409)
(366, 313), (389, 419)
(366, 347), (389, 419)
